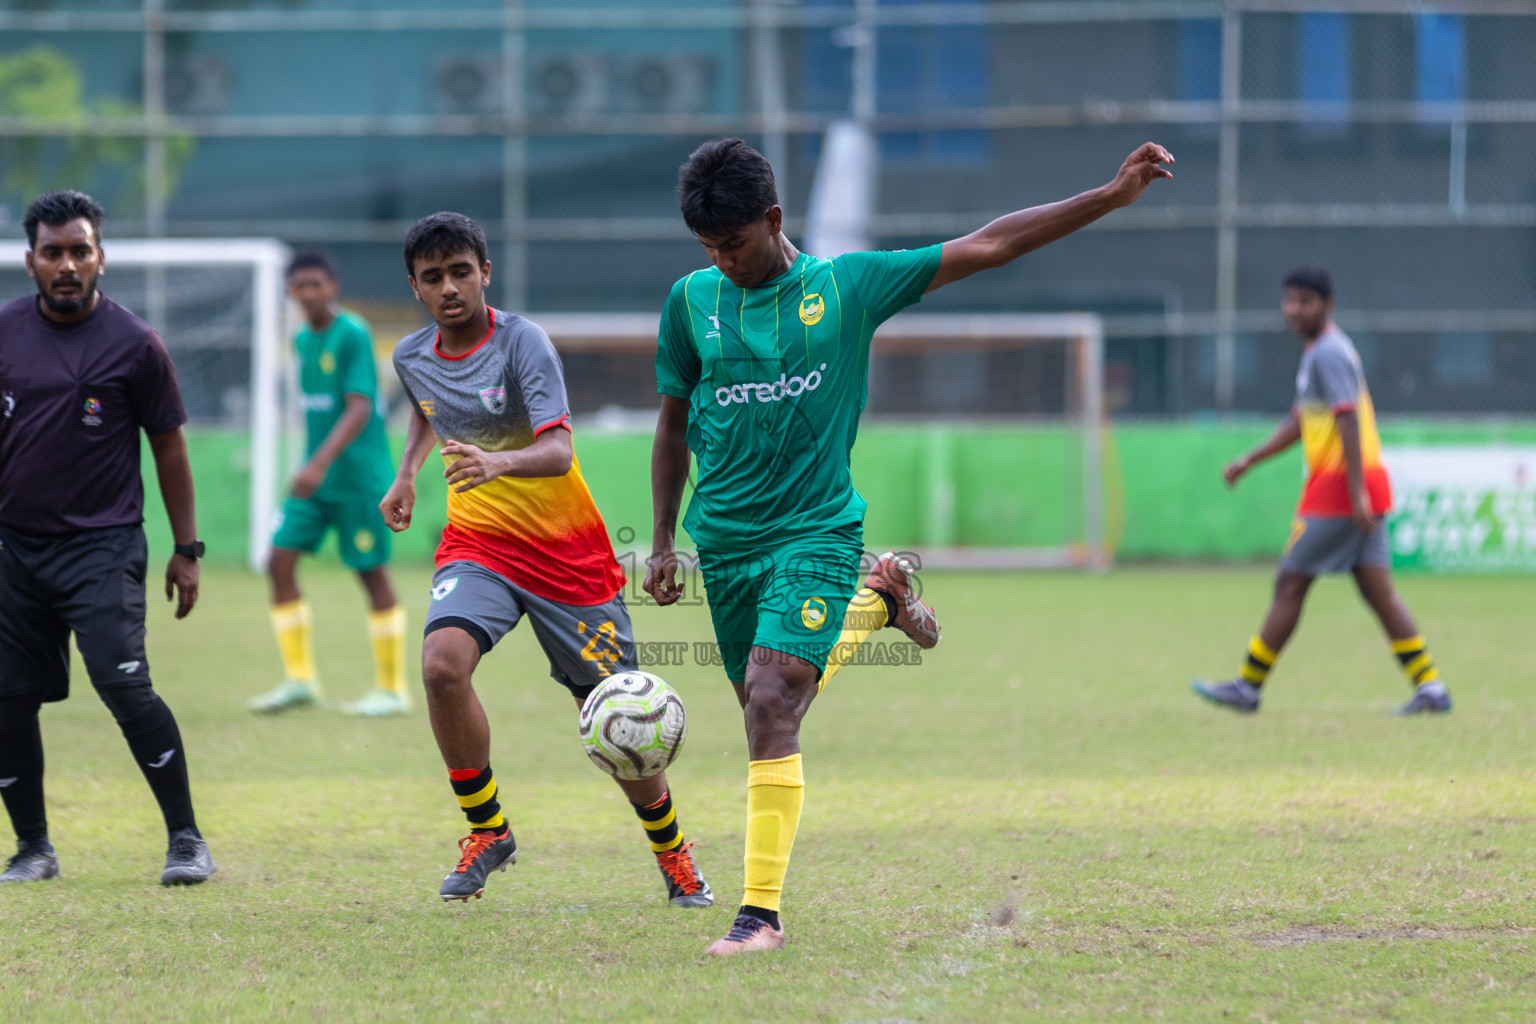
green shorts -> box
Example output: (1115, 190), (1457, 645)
(697, 525), (864, 685)
(271, 496), (392, 572)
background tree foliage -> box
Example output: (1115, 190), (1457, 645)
(0, 46), (192, 220)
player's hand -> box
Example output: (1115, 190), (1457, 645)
(290, 462), (325, 500)
(441, 441), (508, 493)
(1103, 142), (1175, 208)
(1351, 495), (1376, 534)
(380, 479), (416, 532)
(1222, 455), (1251, 488)
(643, 547), (685, 606)
(164, 554), (199, 620)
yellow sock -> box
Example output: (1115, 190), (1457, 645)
(368, 606), (408, 696)
(271, 600), (317, 686)
(817, 588), (889, 692)
(742, 754), (805, 913)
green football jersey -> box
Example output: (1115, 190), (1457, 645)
(656, 245), (941, 552)
(295, 309), (393, 503)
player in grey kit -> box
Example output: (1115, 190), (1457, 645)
(380, 212), (710, 905)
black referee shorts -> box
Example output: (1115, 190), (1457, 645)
(0, 524), (152, 703)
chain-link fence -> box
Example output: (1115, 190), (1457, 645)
(2, 1), (1534, 418)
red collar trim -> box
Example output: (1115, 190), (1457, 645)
(434, 308), (495, 361)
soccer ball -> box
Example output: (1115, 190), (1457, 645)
(578, 671), (687, 781)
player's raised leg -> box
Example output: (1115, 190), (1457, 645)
(1353, 565), (1452, 715)
(571, 699), (712, 908)
(1194, 568), (1313, 713)
(252, 541), (323, 712)
(820, 552), (940, 692)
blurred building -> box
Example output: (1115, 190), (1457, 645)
(2, 1), (1534, 418)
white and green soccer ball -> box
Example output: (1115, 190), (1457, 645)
(578, 671), (687, 781)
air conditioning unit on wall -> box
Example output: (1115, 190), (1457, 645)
(527, 54), (610, 117)
(165, 54), (232, 115)
(432, 55), (504, 114)
(612, 55), (717, 114)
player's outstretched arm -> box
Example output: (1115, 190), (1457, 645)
(147, 427), (200, 619)
(926, 142), (1174, 294)
(1223, 411), (1301, 488)
(380, 404), (436, 532)
(643, 395), (691, 607)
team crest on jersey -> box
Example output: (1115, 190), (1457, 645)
(82, 397), (103, 426)
(799, 293), (825, 326)
(479, 386), (508, 415)
(319, 351), (336, 375)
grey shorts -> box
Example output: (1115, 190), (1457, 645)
(1279, 515), (1390, 576)
(424, 561), (637, 699)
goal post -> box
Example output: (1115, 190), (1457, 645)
(536, 311), (1110, 571)
(0, 238), (295, 571)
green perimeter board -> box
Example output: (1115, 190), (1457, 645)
(144, 421), (1536, 567)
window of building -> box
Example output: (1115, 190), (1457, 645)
(1297, 12), (1349, 139)
(803, 0), (989, 165)
(1432, 331), (1492, 386)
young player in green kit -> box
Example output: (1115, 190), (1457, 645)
(249, 250), (410, 717)
(645, 137), (1176, 955)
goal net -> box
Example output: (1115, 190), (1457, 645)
(0, 238), (295, 570)
(538, 311), (1109, 571)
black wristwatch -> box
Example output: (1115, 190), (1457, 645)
(174, 540), (205, 560)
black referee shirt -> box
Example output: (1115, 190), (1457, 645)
(0, 293), (186, 534)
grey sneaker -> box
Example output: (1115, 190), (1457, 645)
(656, 841), (713, 908)
(1393, 682), (1453, 716)
(1191, 678), (1262, 713)
(160, 828), (217, 886)
(1, 838), (60, 883)
(440, 830), (518, 902)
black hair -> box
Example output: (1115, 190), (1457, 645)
(24, 190), (105, 249)
(403, 212), (488, 276)
(287, 248), (339, 281)
(676, 138), (779, 238)
(1283, 266), (1333, 301)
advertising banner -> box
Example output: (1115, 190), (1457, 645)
(1385, 447), (1536, 573)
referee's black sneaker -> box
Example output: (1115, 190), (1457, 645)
(1, 838), (60, 883)
(160, 828), (217, 886)
(440, 829), (518, 902)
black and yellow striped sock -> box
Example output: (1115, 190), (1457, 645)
(1239, 634), (1278, 687)
(1391, 635), (1440, 688)
(633, 790), (684, 853)
(449, 765), (507, 834)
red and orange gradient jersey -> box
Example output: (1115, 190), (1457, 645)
(1293, 324), (1392, 517)
(392, 309), (624, 606)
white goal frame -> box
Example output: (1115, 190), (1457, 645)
(0, 238), (294, 571)
(537, 311), (1108, 571)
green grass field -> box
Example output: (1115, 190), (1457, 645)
(3, 562), (1536, 1022)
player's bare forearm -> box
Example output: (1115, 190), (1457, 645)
(307, 392), (372, 475)
(148, 427), (199, 546)
(644, 395), (692, 605)
(1336, 410), (1373, 528)
(441, 427), (572, 492)
(395, 406), (438, 483)
(926, 142), (1174, 293)
(650, 395), (691, 549)
(1224, 413), (1299, 487)
(148, 427), (201, 618)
